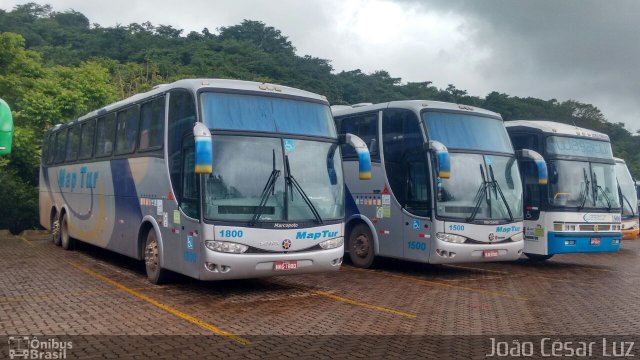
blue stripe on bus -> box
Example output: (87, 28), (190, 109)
(108, 159), (143, 255)
(547, 231), (621, 254)
(345, 187), (360, 218)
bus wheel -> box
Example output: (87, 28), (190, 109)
(60, 213), (75, 250)
(51, 213), (61, 246)
(524, 253), (553, 261)
(144, 230), (169, 285)
(348, 224), (376, 268)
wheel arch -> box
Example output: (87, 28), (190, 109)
(138, 215), (164, 265)
(345, 214), (379, 255)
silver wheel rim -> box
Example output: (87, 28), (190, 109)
(145, 236), (158, 274)
(353, 233), (370, 258)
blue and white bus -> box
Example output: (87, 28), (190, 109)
(506, 121), (622, 260)
(39, 79), (370, 283)
(333, 101), (547, 267)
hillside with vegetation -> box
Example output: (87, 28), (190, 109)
(1, 3), (639, 233)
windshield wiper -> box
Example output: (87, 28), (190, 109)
(621, 193), (636, 216)
(250, 150), (281, 226)
(592, 171), (612, 210)
(577, 168), (590, 210)
(488, 164), (514, 222)
(466, 164), (489, 223)
(285, 155), (323, 224)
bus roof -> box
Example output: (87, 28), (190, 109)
(51, 79), (329, 130)
(331, 100), (501, 119)
(505, 120), (610, 141)
(614, 157), (626, 164)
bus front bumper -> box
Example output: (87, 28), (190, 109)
(547, 232), (622, 254)
(198, 245), (344, 280)
(429, 238), (524, 264)
(622, 219), (639, 240)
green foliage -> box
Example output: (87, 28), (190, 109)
(1, 3), (640, 232)
(0, 166), (39, 234)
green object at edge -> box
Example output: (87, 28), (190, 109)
(0, 98), (13, 156)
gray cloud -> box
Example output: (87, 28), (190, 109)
(2, 0), (638, 130)
(393, 0), (640, 129)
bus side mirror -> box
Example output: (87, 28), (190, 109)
(516, 149), (547, 185)
(193, 122), (213, 174)
(427, 140), (450, 179)
(0, 99), (14, 156)
(339, 133), (371, 180)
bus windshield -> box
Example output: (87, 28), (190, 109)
(203, 135), (344, 222)
(423, 112), (513, 153)
(436, 154), (523, 221)
(548, 160), (620, 210)
(201, 92), (336, 138)
(615, 162), (637, 216)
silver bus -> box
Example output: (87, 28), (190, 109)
(333, 101), (547, 267)
(506, 121), (622, 260)
(40, 79), (370, 283)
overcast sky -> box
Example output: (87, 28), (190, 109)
(2, 0), (639, 131)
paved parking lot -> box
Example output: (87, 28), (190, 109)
(1, 230), (640, 358)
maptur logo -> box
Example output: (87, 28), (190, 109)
(296, 230), (339, 240)
(496, 226), (521, 233)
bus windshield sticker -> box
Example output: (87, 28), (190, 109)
(284, 139), (295, 152)
(484, 155), (493, 165)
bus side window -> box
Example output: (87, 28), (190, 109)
(510, 133), (539, 152)
(78, 119), (96, 160)
(168, 90), (197, 203)
(115, 106), (139, 155)
(65, 125), (80, 162)
(520, 161), (542, 208)
(139, 97), (165, 151)
(382, 109), (430, 215)
(181, 141), (200, 219)
(339, 113), (379, 160)
(54, 129), (68, 164)
(95, 114), (115, 157)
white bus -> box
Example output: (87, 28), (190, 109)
(333, 101), (547, 267)
(40, 79), (370, 283)
(614, 157), (638, 239)
(506, 121), (622, 260)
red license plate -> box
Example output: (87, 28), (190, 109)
(483, 250), (500, 258)
(274, 261), (298, 271)
(590, 238), (601, 245)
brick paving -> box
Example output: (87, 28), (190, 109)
(1, 231), (640, 358)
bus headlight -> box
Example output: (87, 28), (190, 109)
(205, 241), (249, 254)
(510, 232), (524, 242)
(436, 233), (467, 244)
(319, 237), (344, 250)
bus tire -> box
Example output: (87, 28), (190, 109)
(348, 223), (376, 268)
(524, 253), (553, 261)
(51, 213), (61, 246)
(60, 212), (75, 250)
(144, 230), (170, 285)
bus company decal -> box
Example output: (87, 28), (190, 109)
(582, 213), (611, 222)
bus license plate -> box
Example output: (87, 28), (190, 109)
(590, 238), (601, 245)
(483, 250), (499, 258)
(274, 261), (298, 271)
